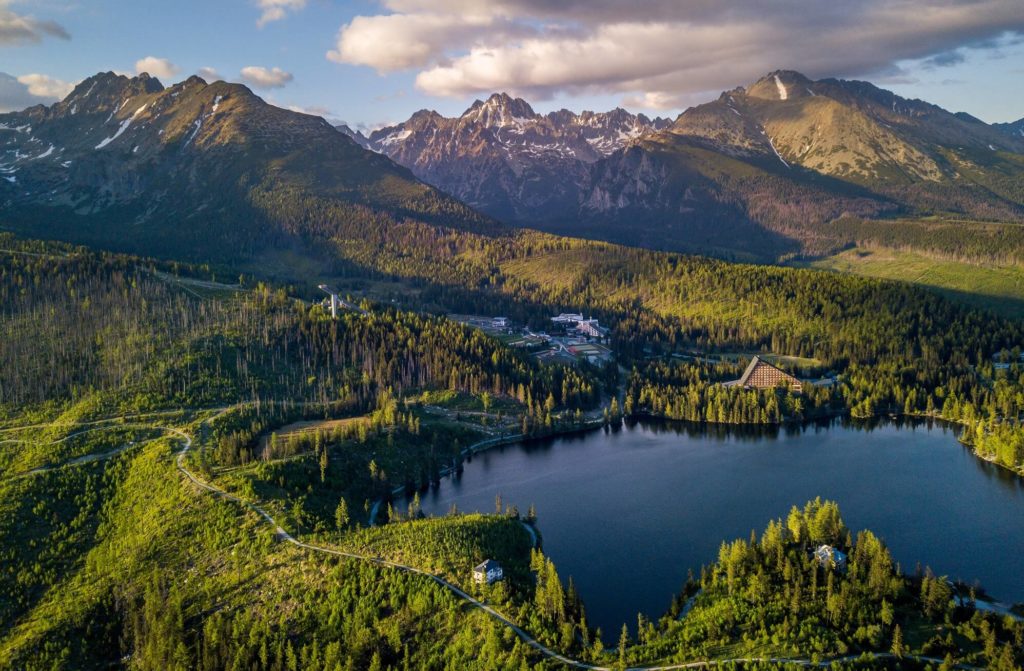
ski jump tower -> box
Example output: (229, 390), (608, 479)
(318, 284), (340, 319)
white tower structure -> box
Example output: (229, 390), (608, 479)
(318, 284), (339, 319)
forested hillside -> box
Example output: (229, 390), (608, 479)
(4, 72), (1024, 668)
(242, 191), (1024, 474)
(2, 233), (1024, 668)
(0, 238), (602, 669)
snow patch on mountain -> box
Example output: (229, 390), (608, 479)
(96, 104), (147, 150)
(378, 129), (413, 147)
(184, 118), (202, 146)
(774, 75), (789, 101)
(764, 131), (790, 167)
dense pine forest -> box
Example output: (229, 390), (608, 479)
(0, 237), (599, 669)
(2, 227), (1024, 670)
(0, 235), (598, 417)
(246, 193), (1024, 473)
(632, 500), (1024, 670)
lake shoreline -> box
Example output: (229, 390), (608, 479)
(374, 408), (1024, 524)
(408, 414), (1024, 635)
(370, 416), (607, 525)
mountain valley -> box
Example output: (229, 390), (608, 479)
(3, 61), (1024, 671)
(352, 71), (1024, 265)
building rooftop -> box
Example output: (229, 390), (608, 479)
(728, 355), (802, 391)
(814, 544), (848, 567)
(474, 559), (501, 573)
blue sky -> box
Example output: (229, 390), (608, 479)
(2, 0), (1023, 127)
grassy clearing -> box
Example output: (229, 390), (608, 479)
(257, 416), (370, 453)
(795, 246), (1024, 319)
(415, 389), (521, 414)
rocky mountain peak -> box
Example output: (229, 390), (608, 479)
(462, 93), (537, 127)
(335, 124), (368, 145)
(407, 108), (444, 128)
(745, 70), (814, 101)
(58, 72), (165, 118)
(355, 94), (672, 223)
(180, 74), (208, 88)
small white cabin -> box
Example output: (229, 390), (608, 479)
(814, 544), (848, 571)
(473, 559), (504, 584)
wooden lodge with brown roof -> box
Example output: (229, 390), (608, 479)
(724, 356), (803, 393)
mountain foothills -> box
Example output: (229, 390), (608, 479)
(357, 71), (1024, 262)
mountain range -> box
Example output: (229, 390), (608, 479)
(2, 69), (1024, 266)
(349, 70), (1024, 260)
(0, 71), (495, 267)
(996, 117), (1024, 139)
(339, 95), (670, 223)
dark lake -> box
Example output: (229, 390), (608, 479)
(410, 418), (1024, 637)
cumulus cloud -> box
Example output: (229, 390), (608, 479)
(0, 71), (61, 111)
(257, 0), (306, 27)
(329, 0), (1024, 109)
(16, 73), (72, 100)
(135, 56), (180, 80)
(328, 13), (527, 71)
(197, 66), (222, 82)
(0, 1), (69, 45)
(239, 66), (294, 89)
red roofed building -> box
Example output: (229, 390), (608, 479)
(724, 356), (802, 393)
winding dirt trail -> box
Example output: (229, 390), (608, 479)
(167, 415), (983, 671)
(1, 409), (984, 669)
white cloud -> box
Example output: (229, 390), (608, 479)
(328, 13), (517, 72)
(16, 73), (72, 100)
(329, 0), (1024, 105)
(197, 66), (222, 82)
(257, 0), (306, 27)
(135, 56), (180, 80)
(0, 1), (70, 45)
(0, 71), (56, 111)
(239, 66), (294, 89)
